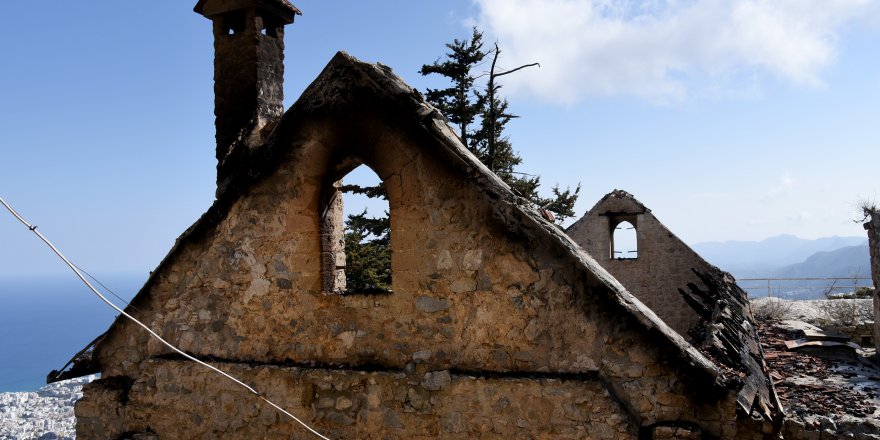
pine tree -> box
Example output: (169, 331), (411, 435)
(419, 27), (486, 151)
(343, 210), (391, 293)
(341, 185), (391, 293)
(472, 93), (538, 200)
(422, 33), (580, 223)
(343, 29), (582, 289)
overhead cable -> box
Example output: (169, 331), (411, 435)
(0, 196), (332, 440)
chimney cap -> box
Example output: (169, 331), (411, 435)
(194, 0), (301, 24)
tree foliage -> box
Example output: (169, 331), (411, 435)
(341, 184), (391, 293)
(343, 28), (584, 289)
(343, 202), (391, 293)
(419, 27), (486, 150)
(420, 29), (580, 223)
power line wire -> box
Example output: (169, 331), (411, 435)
(0, 196), (333, 440)
(71, 263), (140, 313)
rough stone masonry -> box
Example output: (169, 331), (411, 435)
(61, 1), (780, 438)
(567, 190), (779, 425)
(864, 209), (880, 355)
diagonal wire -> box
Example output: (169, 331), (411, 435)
(71, 263), (141, 314)
(0, 196), (333, 440)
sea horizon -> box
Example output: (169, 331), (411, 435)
(0, 273), (145, 392)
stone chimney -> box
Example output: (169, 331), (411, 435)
(194, 0), (300, 191)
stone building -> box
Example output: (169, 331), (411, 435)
(863, 209), (880, 354)
(58, 1), (780, 438)
(566, 190), (734, 337)
(566, 190), (780, 427)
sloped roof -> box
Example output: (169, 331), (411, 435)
(681, 268), (781, 422)
(194, 0), (301, 21)
(64, 52), (729, 396)
(572, 189), (781, 422)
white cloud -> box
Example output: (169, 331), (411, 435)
(690, 191), (725, 199)
(786, 211), (813, 223)
(761, 172), (796, 201)
(778, 173), (795, 190)
(472, 0), (872, 103)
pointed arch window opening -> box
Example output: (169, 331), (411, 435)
(320, 164), (392, 295)
(612, 220), (638, 260)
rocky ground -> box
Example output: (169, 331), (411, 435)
(0, 375), (97, 440)
(750, 297), (874, 324)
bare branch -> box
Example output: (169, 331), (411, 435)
(854, 197), (878, 223)
(495, 62), (541, 77)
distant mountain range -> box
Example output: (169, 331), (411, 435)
(770, 245), (870, 279)
(691, 235), (871, 299)
(692, 234), (868, 278)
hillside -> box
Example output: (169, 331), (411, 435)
(692, 234), (867, 278)
(761, 245), (872, 299)
(0, 375), (97, 439)
(770, 244), (871, 279)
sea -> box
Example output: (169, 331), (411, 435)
(0, 274), (144, 392)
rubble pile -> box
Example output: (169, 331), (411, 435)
(758, 322), (880, 439)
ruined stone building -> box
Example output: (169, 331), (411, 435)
(863, 210), (880, 353)
(58, 1), (781, 438)
(567, 191), (713, 337)
(567, 190), (780, 426)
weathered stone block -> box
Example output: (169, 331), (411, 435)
(652, 424), (702, 439)
(414, 296), (450, 313)
(422, 370), (451, 391)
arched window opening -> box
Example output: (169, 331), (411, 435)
(612, 220), (638, 259)
(321, 164), (391, 295)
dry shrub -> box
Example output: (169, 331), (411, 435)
(751, 298), (793, 322)
(817, 299), (874, 327)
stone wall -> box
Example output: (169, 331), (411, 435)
(566, 192), (778, 429)
(76, 55), (764, 439)
(566, 191), (716, 337)
(77, 360), (637, 439)
(864, 211), (880, 354)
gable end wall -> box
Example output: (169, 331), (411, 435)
(76, 58), (758, 440)
(567, 194), (715, 337)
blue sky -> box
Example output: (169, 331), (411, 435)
(2, 0), (879, 277)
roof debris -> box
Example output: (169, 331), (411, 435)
(759, 321), (880, 438)
(679, 268), (780, 422)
